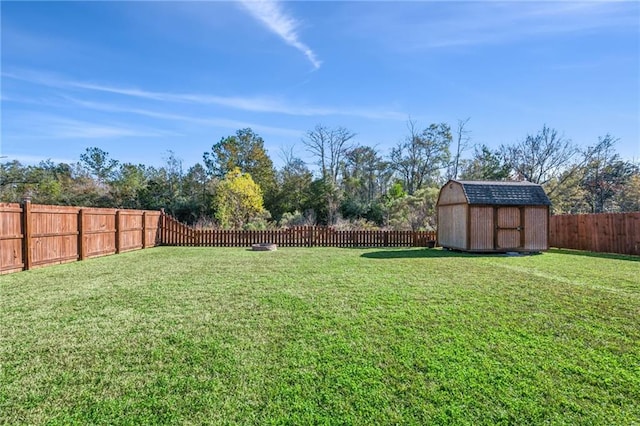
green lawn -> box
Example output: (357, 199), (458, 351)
(1, 247), (638, 425)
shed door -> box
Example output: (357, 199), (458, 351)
(495, 207), (522, 250)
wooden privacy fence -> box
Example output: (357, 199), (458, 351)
(160, 214), (437, 248)
(3, 201), (637, 275)
(0, 199), (161, 274)
(549, 212), (640, 256)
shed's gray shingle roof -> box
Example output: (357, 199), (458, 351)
(456, 180), (551, 206)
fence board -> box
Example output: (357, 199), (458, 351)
(0, 203), (24, 274)
(549, 213), (640, 256)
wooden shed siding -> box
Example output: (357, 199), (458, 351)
(437, 181), (467, 206)
(469, 207), (493, 250)
(524, 207), (548, 251)
(438, 204), (468, 249)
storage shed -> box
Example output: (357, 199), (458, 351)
(436, 180), (551, 252)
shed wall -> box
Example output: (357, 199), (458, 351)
(438, 204), (468, 249)
(469, 207), (494, 250)
(466, 205), (549, 252)
(524, 207), (548, 251)
(437, 182), (467, 205)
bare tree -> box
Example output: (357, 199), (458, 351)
(449, 117), (471, 180)
(503, 125), (578, 187)
(390, 120), (451, 195)
(505, 129), (633, 210)
(581, 134), (636, 213)
(278, 145), (298, 170)
(302, 124), (356, 184)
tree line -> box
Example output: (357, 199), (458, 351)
(1, 122), (638, 230)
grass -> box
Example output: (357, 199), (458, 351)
(1, 247), (638, 425)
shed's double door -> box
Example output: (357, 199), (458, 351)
(496, 207), (522, 250)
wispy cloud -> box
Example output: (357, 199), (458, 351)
(425, 2), (638, 48)
(4, 113), (176, 140)
(50, 121), (171, 139)
(61, 97), (305, 137)
(71, 82), (403, 119)
(2, 90), (304, 138)
(3, 70), (405, 120)
(349, 1), (638, 51)
(238, 0), (321, 70)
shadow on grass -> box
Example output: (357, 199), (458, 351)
(363, 247), (639, 261)
(360, 248), (505, 259)
(549, 248), (639, 262)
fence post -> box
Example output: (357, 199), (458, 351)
(115, 210), (121, 254)
(21, 197), (32, 271)
(142, 211), (147, 249)
(78, 209), (86, 260)
(156, 208), (162, 246)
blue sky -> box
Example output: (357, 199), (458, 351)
(1, 1), (638, 171)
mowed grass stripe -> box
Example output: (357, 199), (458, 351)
(1, 248), (638, 425)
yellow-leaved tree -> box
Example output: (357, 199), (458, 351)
(213, 168), (265, 229)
